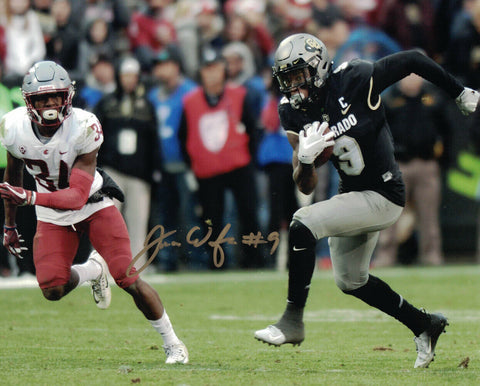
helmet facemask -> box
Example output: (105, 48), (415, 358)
(275, 65), (320, 109)
(21, 61), (75, 128)
(273, 33), (331, 109)
(24, 87), (75, 127)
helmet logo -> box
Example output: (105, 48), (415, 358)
(38, 85), (56, 91)
(305, 38), (321, 52)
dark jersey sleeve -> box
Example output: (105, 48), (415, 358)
(371, 50), (464, 99)
(278, 97), (300, 134)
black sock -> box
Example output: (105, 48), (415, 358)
(287, 220), (317, 308)
(279, 302), (304, 324)
(343, 275), (430, 336)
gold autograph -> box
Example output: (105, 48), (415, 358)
(127, 224), (280, 276)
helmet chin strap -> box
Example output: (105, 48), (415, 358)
(289, 89), (308, 109)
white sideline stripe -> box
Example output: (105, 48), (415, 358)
(0, 264), (479, 289)
(210, 309), (480, 322)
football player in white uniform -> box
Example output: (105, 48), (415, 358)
(0, 61), (188, 364)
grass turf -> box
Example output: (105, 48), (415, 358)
(1, 265), (479, 385)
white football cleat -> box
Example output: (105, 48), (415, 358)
(89, 251), (111, 310)
(254, 322), (304, 347)
(163, 341), (189, 364)
(255, 325), (288, 346)
(414, 312), (448, 368)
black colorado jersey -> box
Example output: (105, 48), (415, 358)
(280, 59), (405, 206)
(279, 50), (465, 208)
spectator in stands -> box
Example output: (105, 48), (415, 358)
(127, 0), (177, 71)
(307, 7), (351, 61)
(77, 17), (117, 81)
(94, 56), (160, 270)
(257, 77), (299, 269)
(434, 0), (465, 61)
(375, 72), (451, 267)
(159, 0), (200, 79)
(32, 0), (56, 46)
(46, 0), (81, 78)
(79, 0), (131, 37)
(75, 53), (116, 111)
(376, 0), (438, 58)
(222, 41), (268, 123)
(267, 0), (312, 36)
(333, 22), (402, 65)
(147, 45), (208, 271)
(444, 0), (480, 89)
(179, 49), (265, 269)
(193, 0), (225, 74)
(2, 0), (46, 85)
(223, 2), (275, 71)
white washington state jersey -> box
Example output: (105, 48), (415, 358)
(0, 107), (114, 225)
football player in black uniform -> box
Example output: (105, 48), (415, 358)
(254, 33), (480, 368)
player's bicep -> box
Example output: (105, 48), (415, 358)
(287, 131), (300, 168)
(4, 152), (25, 185)
(72, 147), (99, 177)
(286, 130), (299, 149)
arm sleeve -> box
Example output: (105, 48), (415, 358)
(34, 168), (94, 210)
(372, 50), (464, 98)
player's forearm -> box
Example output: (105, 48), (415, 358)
(4, 203), (17, 227)
(3, 155), (23, 224)
(35, 168), (94, 210)
(293, 162), (317, 195)
(373, 50), (464, 98)
(35, 188), (88, 210)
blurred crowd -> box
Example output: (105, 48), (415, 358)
(0, 0), (480, 277)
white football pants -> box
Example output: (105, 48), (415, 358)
(292, 190), (403, 291)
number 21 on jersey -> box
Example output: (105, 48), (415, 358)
(24, 158), (69, 192)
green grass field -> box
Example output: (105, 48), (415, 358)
(1, 265), (479, 385)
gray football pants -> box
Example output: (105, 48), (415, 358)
(292, 190), (403, 291)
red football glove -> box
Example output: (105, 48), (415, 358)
(0, 182), (36, 206)
(3, 225), (27, 259)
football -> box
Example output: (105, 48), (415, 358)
(314, 126), (334, 167)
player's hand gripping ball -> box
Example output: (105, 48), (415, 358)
(297, 121), (335, 167)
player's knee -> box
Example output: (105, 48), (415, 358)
(109, 264), (139, 289)
(334, 276), (350, 292)
(289, 220), (316, 250)
(41, 286), (65, 301)
(334, 273), (368, 293)
(122, 277), (143, 295)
